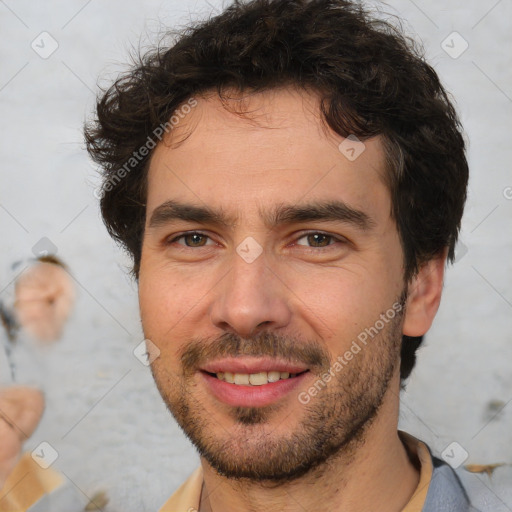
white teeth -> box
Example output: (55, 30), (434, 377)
(215, 370), (302, 385)
(234, 373), (250, 385)
(249, 372), (268, 385)
(267, 371), (281, 383)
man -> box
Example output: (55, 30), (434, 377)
(0, 257), (79, 511)
(85, 0), (477, 510)
(0, 388), (80, 512)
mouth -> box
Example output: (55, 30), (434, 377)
(202, 370), (309, 386)
(198, 358), (311, 407)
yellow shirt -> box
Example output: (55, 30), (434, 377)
(0, 432), (433, 511)
(159, 431), (433, 512)
(0, 453), (64, 512)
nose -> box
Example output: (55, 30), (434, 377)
(209, 250), (292, 338)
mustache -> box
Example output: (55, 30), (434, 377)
(180, 331), (332, 376)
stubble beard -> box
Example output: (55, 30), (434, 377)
(150, 300), (404, 484)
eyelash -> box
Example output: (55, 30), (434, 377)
(166, 231), (346, 250)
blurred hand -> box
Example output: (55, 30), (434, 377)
(0, 386), (45, 488)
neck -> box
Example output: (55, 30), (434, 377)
(199, 378), (420, 512)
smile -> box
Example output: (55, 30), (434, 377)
(210, 370), (308, 386)
(200, 368), (311, 408)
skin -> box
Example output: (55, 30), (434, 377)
(14, 261), (75, 342)
(0, 387), (45, 488)
(139, 87), (445, 512)
(0, 260), (71, 488)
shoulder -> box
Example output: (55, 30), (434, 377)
(453, 462), (512, 512)
(422, 456), (474, 511)
(424, 455), (508, 512)
(158, 466), (203, 512)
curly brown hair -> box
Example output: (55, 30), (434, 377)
(84, 0), (468, 381)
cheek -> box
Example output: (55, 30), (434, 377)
(138, 261), (212, 352)
(282, 266), (358, 335)
(290, 263), (398, 352)
(139, 261), (173, 337)
(140, 277), (181, 331)
(139, 249), (184, 308)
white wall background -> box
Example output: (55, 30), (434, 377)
(0, 0), (511, 510)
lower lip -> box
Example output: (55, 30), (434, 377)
(200, 371), (310, 407)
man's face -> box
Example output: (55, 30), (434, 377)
(139, 87), (407, 482)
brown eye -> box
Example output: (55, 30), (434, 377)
(296, 232), (339, 248)
(182, 233), (208, 247)
(169, 232), (212, 247)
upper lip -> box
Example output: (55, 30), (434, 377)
(200, 357), (309, 374)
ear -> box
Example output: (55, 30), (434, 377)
(402, 248), (448, 337)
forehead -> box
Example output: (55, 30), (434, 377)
(146, 87), (390, 225)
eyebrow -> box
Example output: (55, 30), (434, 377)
(148, 199), (375, 231)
